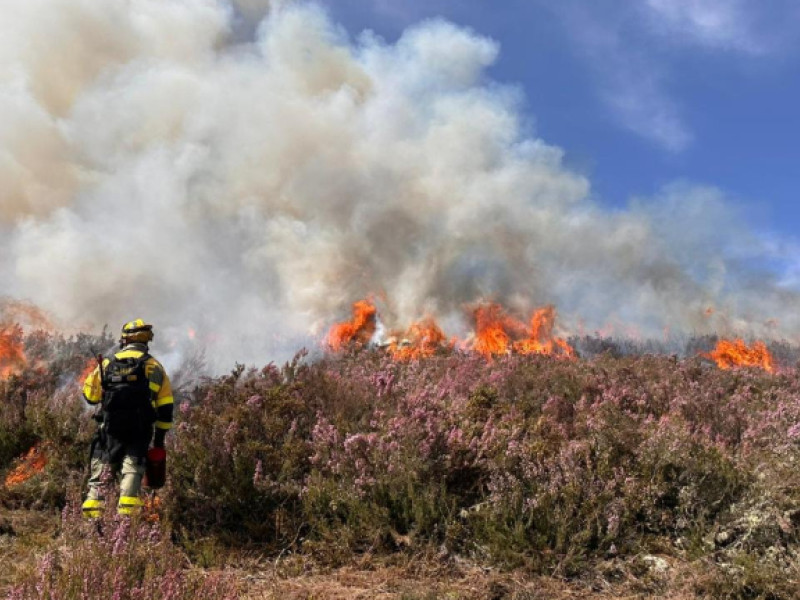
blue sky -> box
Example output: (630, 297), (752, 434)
(320, 0), (799, 240)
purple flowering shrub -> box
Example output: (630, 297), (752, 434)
(295, 354), (752, 570)
(6, 488), (238, 600)
(164, 354), (321, 548)
(159, 347), (800, 579)
(3, 330), (800, 592)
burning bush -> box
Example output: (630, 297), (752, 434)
(3, 443), (48, 488)
(0, 325), (26, 379)
(0, 327), (113, 506)
(706, 338), (775, 372)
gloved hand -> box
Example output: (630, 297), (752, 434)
(152, 428), (166, 449)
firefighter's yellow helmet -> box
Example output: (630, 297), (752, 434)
(121, 319), (154, 344)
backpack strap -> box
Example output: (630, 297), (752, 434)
(104, 352), (151, 384)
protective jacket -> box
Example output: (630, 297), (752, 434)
(81, 341), (173, 517)
(83, 343), (174, 447)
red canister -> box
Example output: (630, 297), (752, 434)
(143, 447), (167, 489)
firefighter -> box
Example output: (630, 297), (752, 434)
(81, 319), (174, 517)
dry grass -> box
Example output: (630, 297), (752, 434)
(0, 508), (766, 600)
(232, 552), (703, 600)
(241, 564), (698, 599)
(0, 508), (61, 593)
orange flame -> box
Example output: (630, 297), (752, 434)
(389, 317), (450, 360)
(471, 304), (516, 358)
(706, 339), (774, 373)
(78, 358), (97, 384)
(0, 324), (26, 379)
(3, 444), (48, 488)
(327, 299), (377, 351)
(513, 305), (575, 359)
(469, 303), (574, 360)
(326, 300), (574, 361)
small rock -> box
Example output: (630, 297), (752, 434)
(719, 562), (744, 576)
(436, 543), (450, 561)
(641, 554), (669, 573)
(715, 531), (731, 546)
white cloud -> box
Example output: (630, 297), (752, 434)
(544, 0), (796, 151)
(552, 4), (692, 151)
(644, 0), (764, 54)
(603, 81), (692, 152)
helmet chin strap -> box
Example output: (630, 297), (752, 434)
(120, 338), (151, 349)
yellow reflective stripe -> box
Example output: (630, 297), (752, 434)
(115, 350), (145, 359)
(149, 381), (161, 393)
(118, 496), (143, 515)
(154, 420), (173, 430)
(82, 499), (104, 518)
(118, 496), (143, 508)
(155, 395), (173, 408)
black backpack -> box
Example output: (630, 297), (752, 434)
(101, 353), (158, 441)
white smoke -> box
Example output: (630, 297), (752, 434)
(1, 0), (797, 371)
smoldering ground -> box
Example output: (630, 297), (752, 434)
(1, 0), (797, 372)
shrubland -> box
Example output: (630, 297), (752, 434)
(2, 330), (800, 598)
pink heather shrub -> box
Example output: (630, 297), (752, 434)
(3, 332), (800, 589)
(7, 490), (238, 600)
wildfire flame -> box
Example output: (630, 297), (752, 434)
(0, 324), (26, 379)
(388, 317), (451, 361)
(326, 299), (574, 361)
(513, 305), (575, 358)
(470, 303), (519, 358)
(327, 299), (377, 351)
(706, 339), (774, 373)
(3, 444), (48, 488)
(79, 358), (97, 384)
(470, 303), (574, 360)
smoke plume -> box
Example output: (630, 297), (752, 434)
(1, 0), (797, 371)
